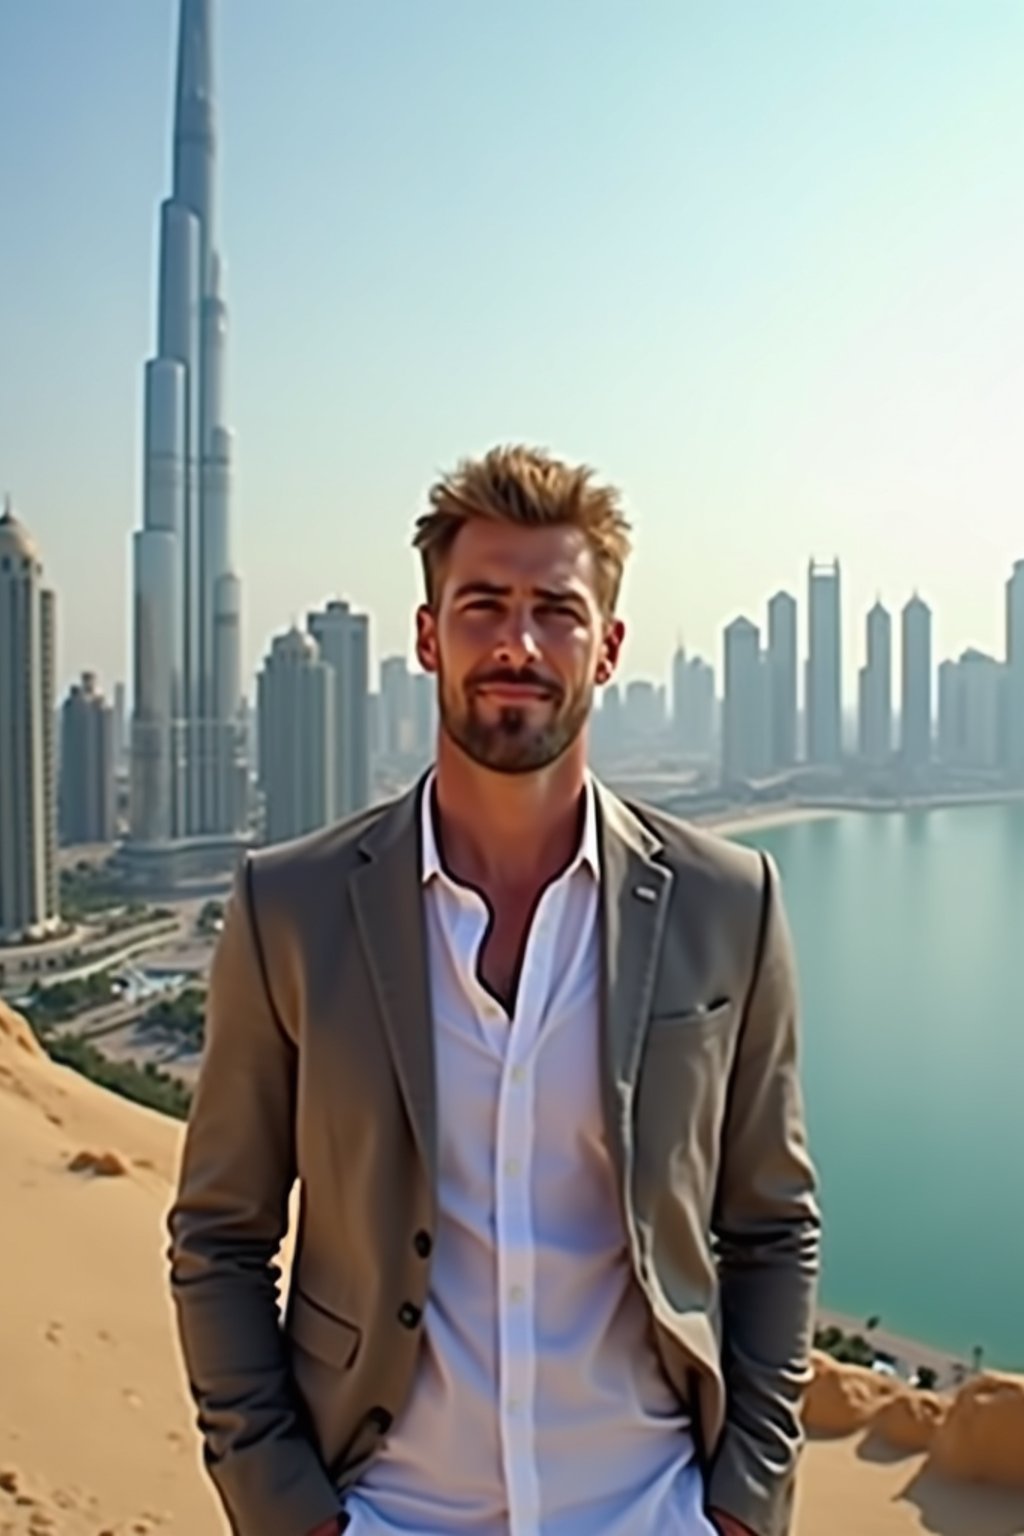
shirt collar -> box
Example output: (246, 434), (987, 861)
(420, 770), (600, 887)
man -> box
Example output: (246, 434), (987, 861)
(168, 445), (820, 1536)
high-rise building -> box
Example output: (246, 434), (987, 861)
(901, 594), (932, 769)
(681, 657), (721, 758)
(937, 660), (960, 766)
(113, 681), (128, 773)
(938, 650), (1003, 771)
(256, 629), (334, 846)
(858, 600), (892, 766)
(129, 0), (244, 848)
(591, 681), (622, 761)
(806, 559), (842, 765)
(1006, 559), (1024, 779)
(307, 598), (371, 816)
(671, 642), (688, 746)
(380, 656), (412, 758)
(767, 591), (798, 770)
(623, 679), (663, 738)
(0, 502), (60, 941)
(722, 617), (766, 784)
(59, 672), (116, 845)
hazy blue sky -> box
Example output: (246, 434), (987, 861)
(2, 0), (1024, 700)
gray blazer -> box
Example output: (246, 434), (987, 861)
(167, 780), (820, 1536)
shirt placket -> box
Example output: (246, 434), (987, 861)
(493, 877), (571, 1536)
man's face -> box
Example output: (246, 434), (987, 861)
(416, 520), (624, 774)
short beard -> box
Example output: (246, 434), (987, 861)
(440, 682), (592, 775)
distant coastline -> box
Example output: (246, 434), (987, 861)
(693, 785), (1024, 839)
(814, 1309), (985, 1390)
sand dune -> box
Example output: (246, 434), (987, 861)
(1, 1001), (1022, 1536)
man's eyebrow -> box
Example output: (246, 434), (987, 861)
(535, 585), (585, 604)
(452, 579), (510, 599)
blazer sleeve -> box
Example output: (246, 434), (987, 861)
(705, 851), (822, 1536)
(166, 855), (341, 1536)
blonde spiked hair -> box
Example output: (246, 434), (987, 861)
(413, 444), (632, 614)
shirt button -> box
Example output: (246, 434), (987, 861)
(509, 1284), (525, 1303)
(510, 1066), (525, 1085)
(504, 1158), (521, 1177)
(507, 1398), (521, 1415)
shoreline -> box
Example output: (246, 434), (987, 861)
(693, 786), (1024, 839)
(814, 1309), (991, 1390)
(695, 804), (842, 837)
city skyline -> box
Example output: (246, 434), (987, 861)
(3, 3), (1024, 694)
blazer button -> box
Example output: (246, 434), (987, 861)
(398, 1301), (422, 1329)
(368, 1406), (393, 1434)
(413, 1230), (432, 1258)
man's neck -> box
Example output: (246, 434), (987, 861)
(432, 738), (588, 895)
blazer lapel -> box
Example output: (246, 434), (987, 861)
(595, 782), (674, 1171)
(350, 783), (437, 1193)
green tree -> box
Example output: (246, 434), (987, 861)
(44, 1034), (193, 1120)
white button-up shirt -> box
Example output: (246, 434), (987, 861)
(344, 776), (712, 1536)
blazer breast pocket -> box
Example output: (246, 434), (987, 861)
(647, 997), (736, 1034)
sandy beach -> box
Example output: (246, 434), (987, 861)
(697, 803), (843, 837)
(2, 1000), (1022, 1536)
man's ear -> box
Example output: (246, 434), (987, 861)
(415, 604), (438, 674)
(596, 616), (626, 684)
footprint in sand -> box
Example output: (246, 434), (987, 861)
(122, 1388), (143, 1410)
(44, 1323), (62, 1346)
(0, 1469), (17, 1493)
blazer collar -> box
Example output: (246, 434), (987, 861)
(350, 776), (674, 1194)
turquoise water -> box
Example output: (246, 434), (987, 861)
(732, 804), (1024, 1371)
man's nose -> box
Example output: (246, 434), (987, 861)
(494, 612), (541, 667)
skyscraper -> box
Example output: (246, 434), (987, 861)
(59, 672), (116, 845)
(113, 681), (128, 774)
(806, 559), (842, 765)
(767, 591), (798, 770)
(380, 656), (412, 759)
(1006, 560), (1024, 779)
(256, 629), (334, 846)
(671, 641), (688, 747)
(858, 600), (892, 766)
(0, 502), (59, 941)
(129, 0), (243, 847)
(307, 598), (371, 816)
(939, 650), (1003, 771)
(722, 617), (766, 784)
(623, 679), (662, 737)
(901, 593), (932, 769)
(680, 657), (716, 758)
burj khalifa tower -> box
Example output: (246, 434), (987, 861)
(130, 0), (244, 852)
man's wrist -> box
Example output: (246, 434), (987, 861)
(709, 1511), (756, 1536)
(305, 1519), (343, 1536)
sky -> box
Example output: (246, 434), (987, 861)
(2, 0), (1024, 704)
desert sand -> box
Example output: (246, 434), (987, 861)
(2, 999), (1022, 1536)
